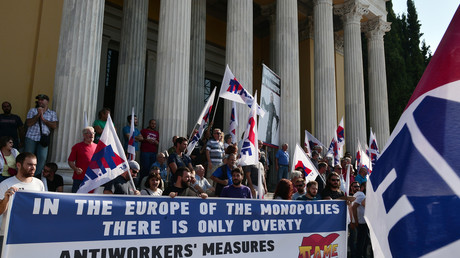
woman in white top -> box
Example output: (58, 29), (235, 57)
(141, 172), (163, 196)
(0, 136), (19, 182)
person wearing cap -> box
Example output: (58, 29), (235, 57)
(103, 160), (141, 195)
(24, 94), (58, 177)
(68, 127), (97, 193)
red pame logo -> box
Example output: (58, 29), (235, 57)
(298, 233), (339, 258)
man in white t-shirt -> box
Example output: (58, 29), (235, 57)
(0, 152), (45, 254)
(352, 181), (371, 258)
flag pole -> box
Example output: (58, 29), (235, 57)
(187, 123), (199, 141)
(210, 96), (221, 126)
(126, 169), (137, 194)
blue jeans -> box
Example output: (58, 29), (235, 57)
(140, 152), (157, 182)
(278, 165), (289, 181)
(24, 137), (48, 177)
(72, 179), (83, 193)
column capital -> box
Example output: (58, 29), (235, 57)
(363, 17), (391, 40)
(334, 0), (369, 24)
(313, 0), (332, 6)
(299, 16), (314, 41)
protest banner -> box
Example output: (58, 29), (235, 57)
(3, 191), (347, 258)
(258, 64), (281, 147)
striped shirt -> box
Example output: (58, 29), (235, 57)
(206, 139), (224, 164)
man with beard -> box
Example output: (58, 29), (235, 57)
(220, 167), (252, 198)
(39, 162), (63, 192)
(163, 167), (207, 199)
(291, 178), (306, 200)
(297, 180), (319, 201)
(321, 172), (355, 202)
(168, 137), (195, 184)
(0, 152), (45, 250)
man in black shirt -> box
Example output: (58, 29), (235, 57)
(163, 167), (207, 199)
(40, 162), (63, 192)
(321, 172), (355, 203)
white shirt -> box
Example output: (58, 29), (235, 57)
(0, 176), (45, 235)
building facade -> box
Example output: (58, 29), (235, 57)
(1, 0), (390, 189)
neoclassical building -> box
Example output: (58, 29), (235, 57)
(2, 0), (390, 187)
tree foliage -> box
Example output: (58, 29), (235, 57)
(383, 0), (431, 131)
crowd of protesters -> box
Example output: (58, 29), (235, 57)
(0, 96), (372, 257)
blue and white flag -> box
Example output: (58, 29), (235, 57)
(366, 7), (460, 257)
(77, 114), (129, 193)
(126, 107), (136, 161)
(229, 101), (238, 144)
(326, 135), (340, 166)
(239, 92), (259, 166)
(368, 128), (379, 166)
(186, 88), (216, 156)
(304, 129), (324, 156)
(336, 117), (344, 157)
(219, 65), (265, 117)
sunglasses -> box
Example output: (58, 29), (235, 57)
(331, 179), (340, 182)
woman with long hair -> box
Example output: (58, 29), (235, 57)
(0, 136), (19, 182)
(273, 178), (294, 200)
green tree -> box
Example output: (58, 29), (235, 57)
(384, 1), (409, 130)
(383, 0), (430, 131)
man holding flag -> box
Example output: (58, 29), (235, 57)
(68, 126), (97, 193)
(229, 101), (238, 144)
(239, 92), (265, 199)
(103, 160), (140, 195)
(123, 113), (143, 162)
(77, 114), (131, 194)
(186, 88), (216, 157)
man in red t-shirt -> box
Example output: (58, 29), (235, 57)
(68, 127), (97, 193)
(139, 119), (159, 183)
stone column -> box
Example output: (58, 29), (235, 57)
(335, 0), (369, 155)
(313, 0), (338, 147)
(154, 0), (191, 152)
(96, 36), (111, 114)
(223, 0), (253, 136)
(143, 50), (156, 127)
(51, 0), (105, 187)
(276, 0), (300, 158)
(364, 17), (391, 148)
(114, 0), (149, 132)
(188, 0), (206, 132)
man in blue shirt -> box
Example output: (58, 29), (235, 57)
(122, 115), (143, 162)
(220, 167), (252, 198)
(275, 143), (289, 181)
(211, 153), (237, 197)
